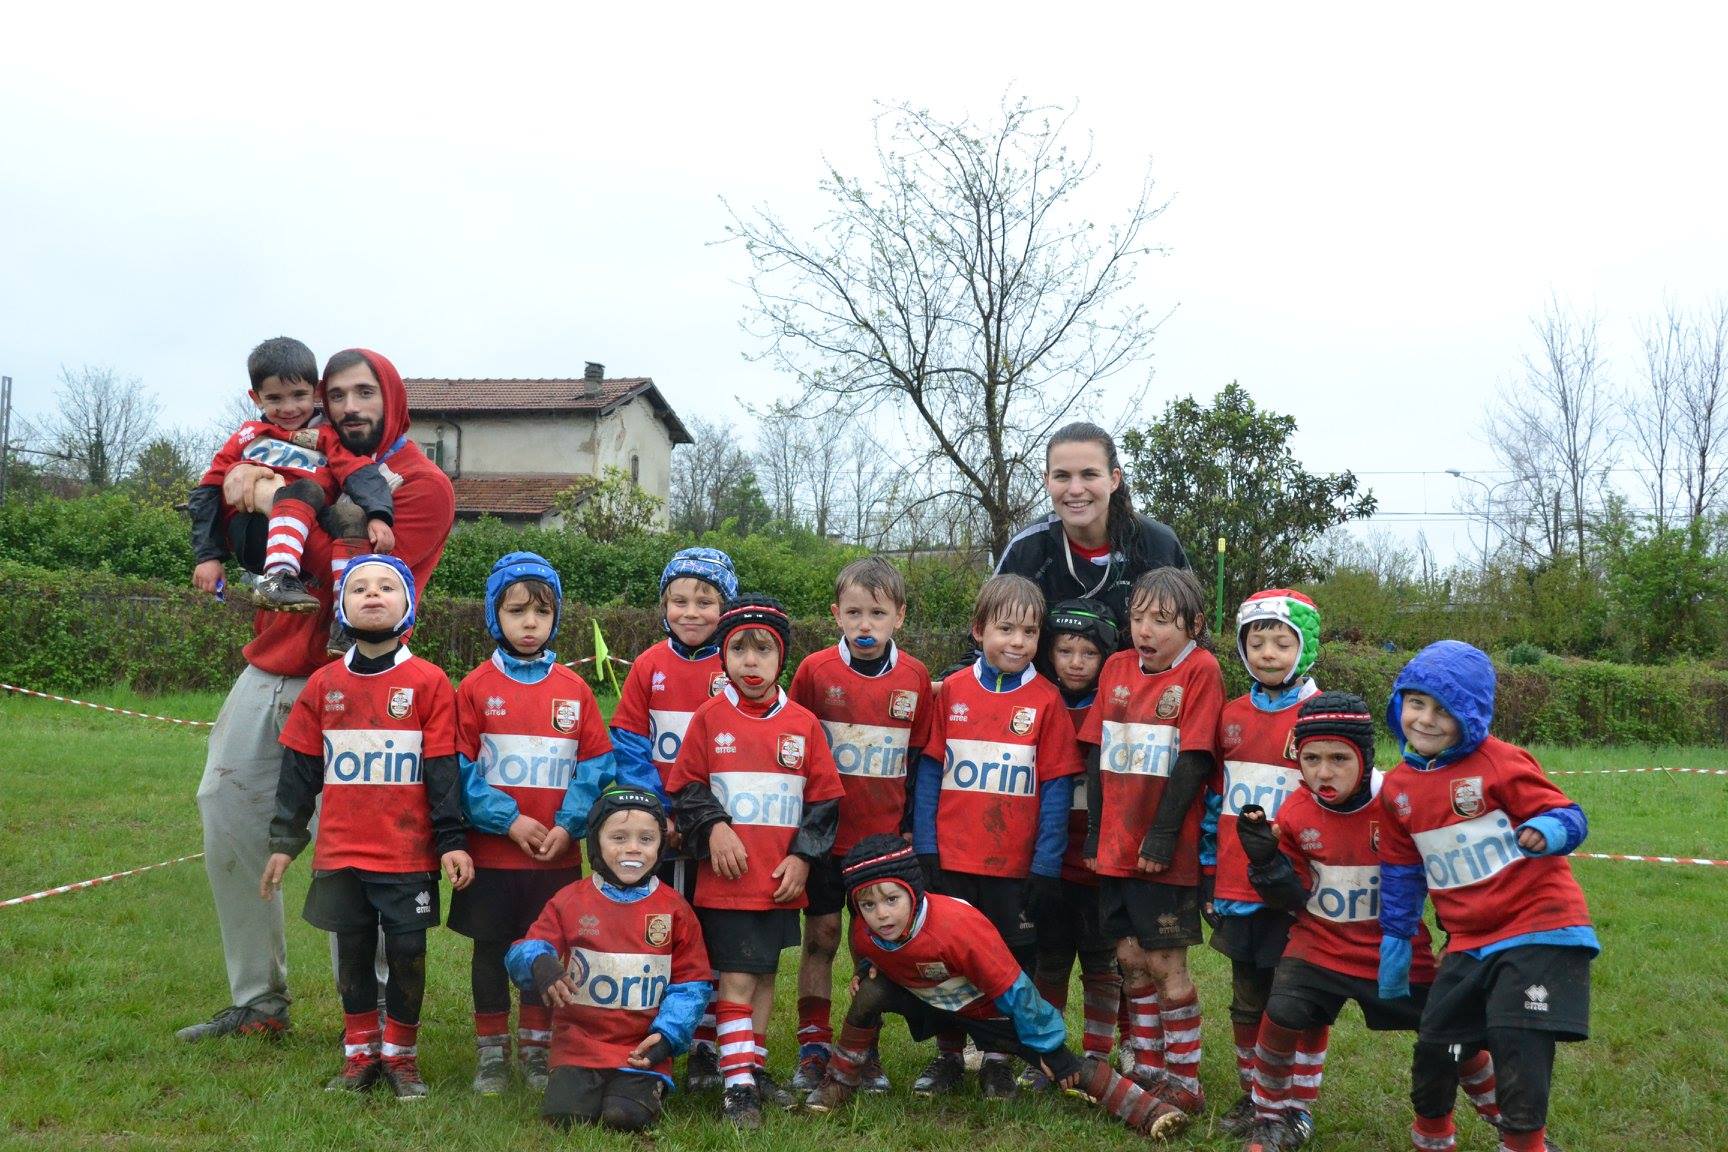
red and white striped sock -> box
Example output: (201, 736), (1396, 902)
(518, 1004), (551, 1062)
(714, 1001), (756, 1088)
(1080, 972), (1122, 1058)
(1034, 972), (1069, 1012)
(1124, 984), (1166, 1079)
(1460, 1049), (1501, 1125)
(342, 1011), (382, 1060)
(264, 497), (316, 577)
(381, 1016), (418, 1059)
(1251, 1018), (1301, 1121)
(1158, 988), (1203, 1094)
(1499, 1127), (1548, 1152)
(827, 1023), (877, 1087)
(1411, 1112), (1458, 1152)
(1078, 1057), (1163, 1131)
(796, 995), (832, 1052)
(331, 535), (364, 591)
(473, 1010), (509, 1052)
(1118, 985), (1134, 1055)
(1289, 1024), (1328, 1112)
(1232, 1019), (1260, 1096)
(754, 1030), (769, 1074)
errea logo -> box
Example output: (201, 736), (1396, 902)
(414, 890), (431, 915)
(652, 671), (667, 692)
(484, 695), (507, 717)
(715, 732), (738, 754)
(1524, 985), (1549, 1012)
(949, 702), (969, 722)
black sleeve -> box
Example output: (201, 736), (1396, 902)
(188, 484), (228, 563)
(792, 797), (840, 861)
(1082, 744), (1102, 858)
(672, 781), (730, 858)
(1246, 854), (1309, 912)
(341, 463), (395, 524)
(422, 753), (467, 858)
(1139, 749), (1212, 865)
(268, 748), (324, 858)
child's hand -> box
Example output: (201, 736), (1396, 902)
(222, 463), (273, 512)
(259, 853), (292, 899)
(770, 855), (810, 903)
(626, 1033), (666, 1069)
(664, 821), (683, 854)
(1083, 857), (1098, 873)
(193, 559), (225, 594)
(1517, 827), (1548, 853)
(536, 826), (572, 862)
(366, 518), (395, 554)
(709, 823), (748, 879)
(508, 814), (550, 856)
(1043, 1059), (1082, 1090)
(443, 850), (475, 890)
(544, 976), (580, 1009)
(1137, 856), (1169, 875)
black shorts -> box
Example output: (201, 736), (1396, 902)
(1266, 958), (1429, 1032)
(696, 907), (801, 974)
(1099, 876), (1202, 950)
(1208, 907), (1294, 968)
(303, 869), (440, 934)
(1034, 879), (1113, 967)
(1420, 944), (1592, 1044)
(226, 512), (268, 574)
(804, 855), (848, 918)
(936, 870), (1033, 948)
(447, 866), (582, 942)
(541, 1065), (664, 1125)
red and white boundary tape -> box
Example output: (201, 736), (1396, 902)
(1576, 852), (1728, 867)
(1, 853), (205, 908)
(1, 683), (215, 727)
(1550, 767), (1728, 777)
(562, 655), (633, 669)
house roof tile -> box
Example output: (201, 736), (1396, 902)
(404, 376), (693, 444)
(449, 473), (579, 518)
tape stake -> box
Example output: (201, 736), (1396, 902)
(2, 853), (206, 908)
(1, 683), (214, 728)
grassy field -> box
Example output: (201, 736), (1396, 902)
(2, 685), (1726, 1151)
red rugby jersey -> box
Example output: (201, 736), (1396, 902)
(850, 893), (1023, 1021)
(1213, 691), (1311, 902)
(1078, 644), (1224, 885)
(1060, 697), (1096, 886)
(278, 647), (459, 873)
(1377, 736), (1593, 952)
(922, 669), (1082, 878)
(790, 642), (933, 856)
(1274, 782), (1437, 983)
(457, 656), (613, 871)
(519, 876), (711, 1076)
(201, 419), (371, 501)
(664, 689), (845, 911)
(610, 639), (728, 789)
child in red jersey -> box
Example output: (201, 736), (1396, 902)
(506, 787), (713, 1132)
(910, 573), (1083, 1099)
(803, 835), (1193, 1140)
(1078, 567), (1224, 1122)
(1377, 642), (1595, 1152)
(609, 547), (737, 1085)
(667, 596), (845, 1129)
(1202, 589), (1326, 1135)
(1028, 597), (1124, 1079)
(188, 337), (395, 612)
(452, 553), (618, 1096)
(261, 554), (472, 1099)
(787, 556), (933, 1095)
(1232, 692), (1501, 1152)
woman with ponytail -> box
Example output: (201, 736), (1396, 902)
(994, 423), (1189, 649)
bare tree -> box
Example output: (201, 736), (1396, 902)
(32, 365), (159, 489)
(1625, 306), (1684, 529)
(726, 95), (1165, 557)
(1678, 301), (1728, 522)
(669, 417), (760, 534)
(752, 403), (805, 525)
(1487, 301), (1615, 567)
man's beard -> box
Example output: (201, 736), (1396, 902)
(337, 417), (383, 456)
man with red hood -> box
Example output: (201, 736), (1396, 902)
(179, 347), (457, 1042)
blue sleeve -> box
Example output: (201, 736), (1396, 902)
(1032, 775), (1074, 878)
(991, 972), (1068, 1054)
(459, 752), (520, 835)
(505, 939), (557, 991)
(1378, 862), (1428, 939)
(1520, 805), (1587, 856)
(1199, 788), (1222, 868)
(1378, 936), (1413, 1000)
(913, 753), (943, 857)
(609, 726), (667, 806)
(649, 978), (714, 1053)
(553, 751), (618, 835)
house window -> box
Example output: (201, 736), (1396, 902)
(630, 453), (640, 484)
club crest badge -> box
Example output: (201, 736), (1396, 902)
(1155, 685), (1183, 721)
(888, 689), (918, 722)
(1009, 706), (1036, 736)
(388, 686), (414, 719)
(644, 913), (672, 948)
(778, 734), (806, 769)
(1369, 820), (1381, 853)
(709, 673), (728, 697)
(1284, 730), (1299, 762)
(551, 698), (579, 733)
(917, 962), (949, 981)
(1450, 776), (1486, 818)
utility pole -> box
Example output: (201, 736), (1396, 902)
(0, 376), (12, 504)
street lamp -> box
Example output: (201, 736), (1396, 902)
(1445, 469), (1514, 577)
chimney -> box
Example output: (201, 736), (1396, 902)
(583, 361), (604, 398)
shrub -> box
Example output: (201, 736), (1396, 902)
(1504, 642), (1548, 667)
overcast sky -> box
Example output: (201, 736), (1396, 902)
(4, 3), (1725, 562)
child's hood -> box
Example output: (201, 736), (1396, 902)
(1386, 640), (1495, 763)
